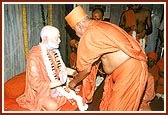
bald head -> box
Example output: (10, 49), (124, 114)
(40, 25), (61, 50)
(40, 25), (60, 40)
(92, 8), (104, 21)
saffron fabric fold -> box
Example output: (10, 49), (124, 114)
(77, 20), (148, 110)
(123, 9), (136, 28)
(70, 52), (77, 69)
(151, 58), (164, 94)
(16, 46), (77, 111)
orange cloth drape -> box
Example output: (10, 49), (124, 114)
(77, 20), (148, 111)
(150, 58), (164, 94)
(16, 46), (78, 111)
(156, 77), (164, 94)
(70, 52), (77, 68)
(124, 9), (136, 28)
(143, 72), (155, 103)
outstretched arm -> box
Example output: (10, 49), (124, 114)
(68, 66), (91, 90)
(66, 67), (78, 76)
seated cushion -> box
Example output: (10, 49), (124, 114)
(4, 72), (26, 98)
(4, 96), (29, 111)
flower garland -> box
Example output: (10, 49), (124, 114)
(40, 43), (56, 81)
(39, 44), (88, 111)
(22, 4), (29, 58)
(53, 49), (68, 83)
(49, 4), (53, 26)
(40, 4), (46, 26)
(40, 43), (67, 83)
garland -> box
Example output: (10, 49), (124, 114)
(49, 4), (53, 26)
(40, 4), (46, 26)
(40, 43), (56, 81)
(40, 44), (88, 111)
(22, 4), (29, 58)
(40, 43), (67, 83)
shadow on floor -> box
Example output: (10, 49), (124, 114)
(87, 81), (164, 111)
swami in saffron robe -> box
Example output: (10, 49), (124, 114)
(152, 58), (164, 94)
(16, 46), (78, 111)
(77, 20), (148, 111)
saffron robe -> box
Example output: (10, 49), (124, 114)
(139, 72), (155, 110)
(123, 9), (136, 28)
(16, 46), (77, 111)
(77, 20), (148, 111)
(70, 52), (77, 69)
(69, 39), (78, 69)
(123, 9), (144, 43)
(150, 58), (164, 94)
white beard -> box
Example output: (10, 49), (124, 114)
(47, 41), (59, 50)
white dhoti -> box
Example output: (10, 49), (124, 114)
(139, 35), (148, 51)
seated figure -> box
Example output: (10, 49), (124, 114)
(16, 25), (87, 111)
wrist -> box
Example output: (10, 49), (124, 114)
(73, 75), (79, 84)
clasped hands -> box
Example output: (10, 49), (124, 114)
(67, 70), (79, 90)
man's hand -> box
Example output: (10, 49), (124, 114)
(68, 66), (91, 90)
(68, 79), (77, 90)
(67, 67), (78, 76)
(72, 70), (78, 77)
